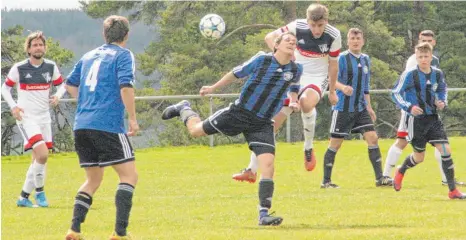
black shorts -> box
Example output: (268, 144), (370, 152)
(202, 104), (275, 156)
(406, 114), (448, 152)
(74, 129), (135, 168)
(329, 109), (375, 138)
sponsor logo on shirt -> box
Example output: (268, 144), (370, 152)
(42, 72), (52, 82)
(318, 44), (329, 53)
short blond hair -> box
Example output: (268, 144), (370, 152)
(306, 4), (329, 22)
(103, 15), (130, 44)
(415, 42), (433, 53)
(24, 31), (46, 55)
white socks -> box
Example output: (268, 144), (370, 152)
(248, 152), (259, 173)
(383, 144), (403, 177)
(383, 143), (447, 182)
(21, 162), (35, 196)
(302, 108), (317, 150)
(32, 161), (46, 190)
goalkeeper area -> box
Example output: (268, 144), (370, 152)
(2, 138), (465, 240)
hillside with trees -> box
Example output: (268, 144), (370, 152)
(2, 1), (466, 154)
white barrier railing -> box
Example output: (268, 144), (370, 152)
(2, 88), (466, 148)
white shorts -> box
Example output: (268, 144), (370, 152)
(17, 122), (53, 151)
(298, 73), (328, 100)
(397, 110), (409, 138)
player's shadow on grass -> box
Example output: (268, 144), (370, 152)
(243, 223), (407, 230)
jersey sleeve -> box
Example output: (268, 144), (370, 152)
(232, 51), (265, 78)
(51, 62), (64, 86)
(436, 70), (447, 104)
(364, 56), (371, 94)
(66, 59), (83, 87)
(337, 54), (346, 83)
(329, 32), (342, 59)
(117, 50), (136, 88)
(405, 55), (417, 70)
(289, 64), (302, 93)
(391, 70), (413, 112)
(280, 20), (297, 35)
(5, 64), (19, 87)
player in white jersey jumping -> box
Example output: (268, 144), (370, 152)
(383, 30), (464, 186)
(1, 31), (66, 208)
(232, 3), (341, 183)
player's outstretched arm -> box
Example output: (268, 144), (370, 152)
(200, 71), (237, 96)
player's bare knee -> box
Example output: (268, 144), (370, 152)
(395, 138), (408, 149)
(85, 177), (103, 192)
(188, 124), (206, 138)
(365, 131), (378, 146)
(437, 143), (451, 156)
(329, 138), (343, 151)
(412, 152), (425, 163)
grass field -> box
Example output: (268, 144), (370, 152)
(2, 138), (466, 240)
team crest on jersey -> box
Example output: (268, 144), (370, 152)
(363, 66), (369, 74)
(283, 72), (294, 81)
(318, 44), (329, 53)
(42, 72), (52, 82)
(432, 83), (438, 91)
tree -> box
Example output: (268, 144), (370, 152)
(80, 1), (466, 145)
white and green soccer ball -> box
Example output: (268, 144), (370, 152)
(199, 14), (226, 40)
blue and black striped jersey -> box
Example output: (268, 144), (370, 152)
(333, 51), (371, 112)
(392, 67), (447, 116)
(232, 51), (302, 119)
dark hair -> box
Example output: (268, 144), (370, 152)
(24, 31), (46, 56)
(420, 30), (435, 38)
(103, 15), (130, 44)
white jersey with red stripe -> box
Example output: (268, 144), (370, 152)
(5, 58), (63, 124)
(281, 19), (341, 79)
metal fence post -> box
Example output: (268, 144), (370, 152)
(209, 97), (214, 147)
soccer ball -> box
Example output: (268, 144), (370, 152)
(199, 14), (226, 40)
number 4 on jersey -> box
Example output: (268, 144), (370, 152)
(85, 59), (102, 91)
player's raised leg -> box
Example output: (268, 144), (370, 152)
(299, 89), (319, 171)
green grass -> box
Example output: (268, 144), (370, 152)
(2, 138), (466, 240)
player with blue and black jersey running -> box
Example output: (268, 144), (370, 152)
(321, 28), (393, 189)
(65, 15), (139, 240)
(161, 32), (302, 226)
(383, 30), (463, 187)
(391, 42), (465, 200)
